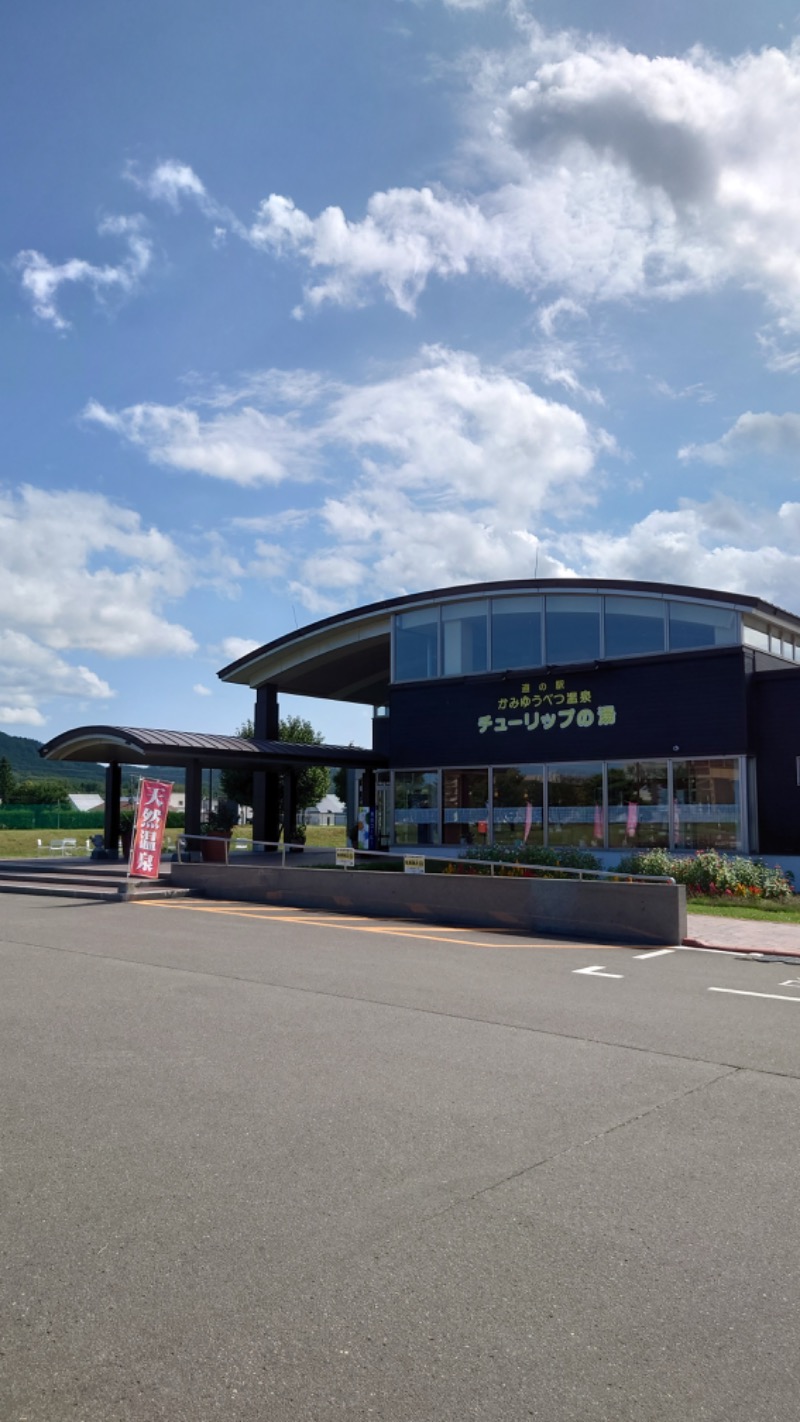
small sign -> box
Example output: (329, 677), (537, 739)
(403, 855), (425, 875)
(336, 847), (355, 869)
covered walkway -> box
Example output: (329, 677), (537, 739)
(39, 723), (385, 859)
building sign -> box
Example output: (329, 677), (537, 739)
(129, 778), (172, 879)
(478, 677), (617, 737)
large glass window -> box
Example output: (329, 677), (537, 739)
(607, 761), (669, 849)
(394, 607), (439, 681)
(672, 759), (741, 852)
(546, 763), (604, 848)
(604, 597), (665, 659)
(441, 601), (488, 676)
(443, 770), (489, 848)
(668, 601), (737, 651)
(742, 616), (770, 652)
(490, 596), (543, 671)
(545, 595), (601, 665)
(393, 771), (440, 846)
(492, 766), (544, 848)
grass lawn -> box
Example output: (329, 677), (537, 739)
(0, 823), (347, 860)
(687, 896), (800, 924)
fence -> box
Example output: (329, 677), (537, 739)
(177, 835), (673, 884)
(0, 805), (106, 830)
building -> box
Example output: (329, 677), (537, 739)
(41, 578), (800, 863)
(217, 579), (800, 860)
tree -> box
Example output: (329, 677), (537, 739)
(0, 757), (15, 804)
(8, 777), (70, 805)
(218, 716), (330, 820)
(281, 715), (329, 818)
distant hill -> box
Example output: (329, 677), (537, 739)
(0, 731), (186, 790)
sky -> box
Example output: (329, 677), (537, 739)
(4, 0), (800, 749)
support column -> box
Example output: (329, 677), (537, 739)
(283, 770), (298, 845)
(252, 684), (281, 850)
(104, 763), (122, 858)
(184, 759), (203, 835)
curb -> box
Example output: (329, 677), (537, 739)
(683, 936), (800, 960)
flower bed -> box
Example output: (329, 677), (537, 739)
(616, 848), (794, 901)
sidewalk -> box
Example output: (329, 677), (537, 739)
(685, 911), (800, 959)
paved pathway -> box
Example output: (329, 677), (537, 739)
(686, 910), (800, 957)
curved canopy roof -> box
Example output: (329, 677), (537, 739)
(217, 577), (800, 702)
(39, 725), (385, 769)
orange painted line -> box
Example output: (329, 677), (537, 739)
(134, 904), (554, 949)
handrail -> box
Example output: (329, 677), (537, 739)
(176, 835), (675, 884)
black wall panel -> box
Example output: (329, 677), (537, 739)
(752, 669), (800, 853)
(387, 648), (751, 768)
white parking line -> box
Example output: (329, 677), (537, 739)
(709, 987), (800, 1003)
(573, 965), (623, 979)
(634, 948), (675, 959)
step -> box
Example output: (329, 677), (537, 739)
(0, 876), (192, 902)
(0, 869), (131, 888)
(0, 880), (123, 901)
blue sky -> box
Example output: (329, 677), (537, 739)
(4, 0), (800, 747)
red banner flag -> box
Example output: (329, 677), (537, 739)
(129, 778), (173, 879)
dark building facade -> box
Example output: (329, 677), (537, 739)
(218, 579), (800, 859)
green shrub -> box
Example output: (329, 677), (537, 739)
(616, 848), (794, 901)
(459, 843), (600, 876)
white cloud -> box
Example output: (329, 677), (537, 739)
(323, 346), (612, 514)
(680, 412), (800, 466)
(83, 399), (317, 486)
(0, 486), (197, 727)
(125, 158), (249, 244)
(560, 498), (800, 614)
(0, 486), (195, 658)
(132, 39), (800, 332)
(14, 215), (152, 329)
(192, 683), (212, 696)
(88, 347), (611, 514)
(0, 630), (113, 729)
(219, 636), (260, 662)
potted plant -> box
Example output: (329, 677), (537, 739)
(200, 799), (239, 862)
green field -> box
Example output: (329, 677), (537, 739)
(0, 823), (347, 860)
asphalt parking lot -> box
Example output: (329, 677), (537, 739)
(2, 894), (800, 1421)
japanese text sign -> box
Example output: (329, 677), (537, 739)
(129, 778), (173, 879)
(478, 677), (617, 738)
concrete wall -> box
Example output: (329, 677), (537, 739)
(170, 863), (686, 946)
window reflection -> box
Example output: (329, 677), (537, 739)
(607, 761), (669, 848)
(490, 597), (542, 670)
(668, 602), (736, 651)
(604, 597), (665, 658)
(492, 766), (544, 847)
(394, 608), (439, 681)
(545, 595), (601, 664)
(546, 762), (603, 847)
(443, 769), (489, 847)
(442, 601), (488, 676)
(672, 759), (740, 852)
(393, 771), (440, 846)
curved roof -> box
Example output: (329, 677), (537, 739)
(217, 577), (800, 702)
(39, 725), (385, 768)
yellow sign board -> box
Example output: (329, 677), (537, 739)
(403, 855), (425, 875)
(335, 847), (355, 869)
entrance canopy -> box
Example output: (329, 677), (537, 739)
(39, 724), (385, 772)
(40, 725), (386, 855)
